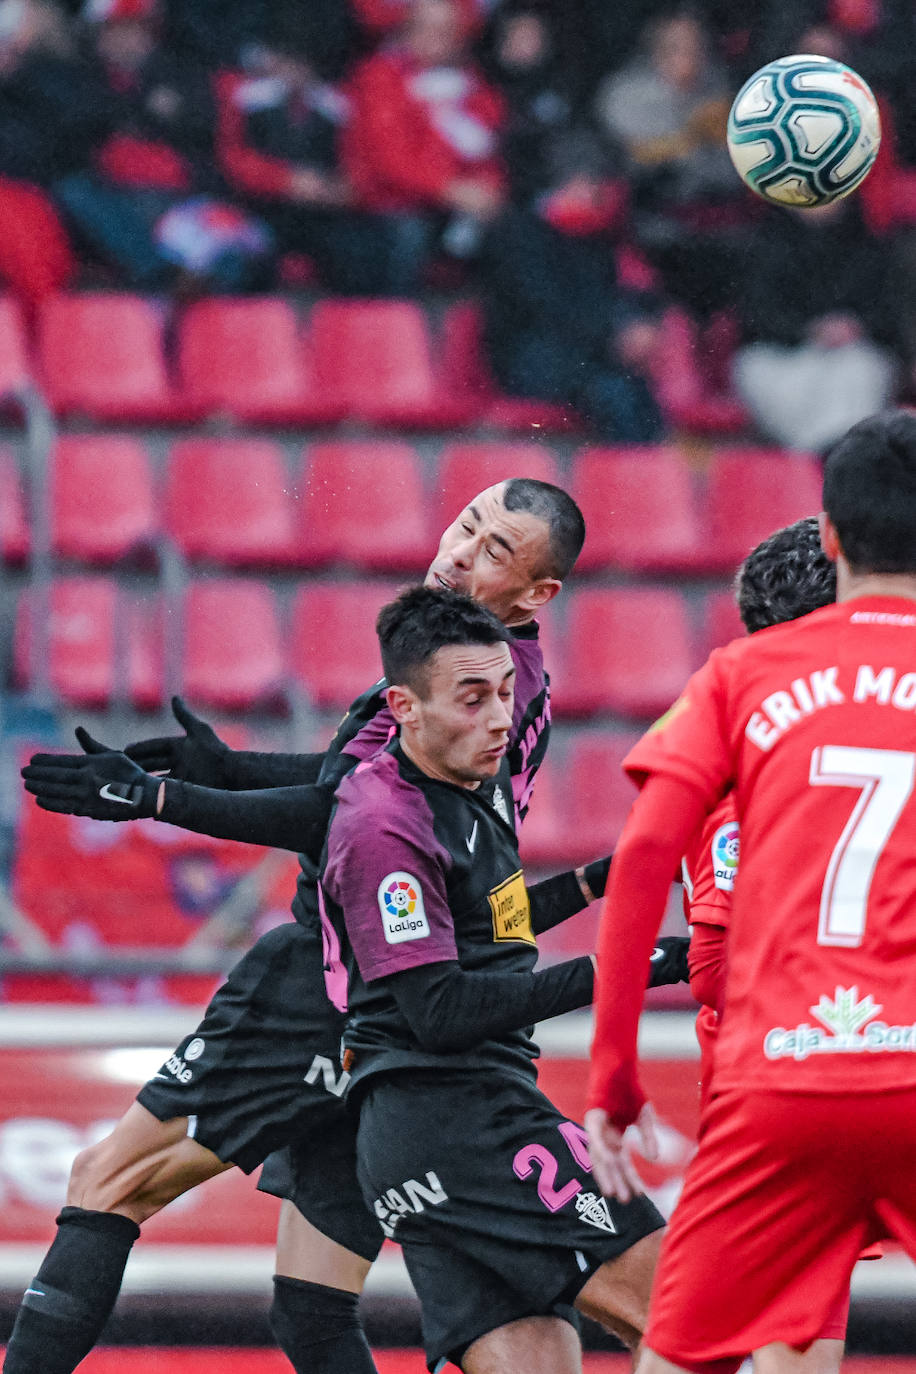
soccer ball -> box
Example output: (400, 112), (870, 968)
(726, 54), (881, 207)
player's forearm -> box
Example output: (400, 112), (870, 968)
(587, 777), (706, 1124)
(217, 750), (326, 790)
(527, 857), (612, 934)
(160, 778), (334, 854)
(384, 957), (595, 1053)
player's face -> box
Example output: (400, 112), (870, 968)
(425, 483), (558, 625)
(399, 642), (515, 788)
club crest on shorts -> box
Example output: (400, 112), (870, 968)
(378, 871), (430, 944)
(184, 1038), (206, 1061)
(711, 820), (740, 891)
(575, 1190), (618, 1233)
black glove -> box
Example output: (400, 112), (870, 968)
(123, 695), (231, 785)
(646, 935), (691, 988)
(21, 730), (161, 820)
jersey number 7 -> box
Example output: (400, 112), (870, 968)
(809, 745), (915, 947)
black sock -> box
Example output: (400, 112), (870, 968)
(3, 1207), (140, 1374)
(269, 1275), (378, 1374)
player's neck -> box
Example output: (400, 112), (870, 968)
(399, 735), (481, 790)
(837, 566), (916, 603)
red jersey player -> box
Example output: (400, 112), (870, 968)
(586, 409), (916, 1374)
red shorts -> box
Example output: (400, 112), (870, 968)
(646, 1086), (916, 1373)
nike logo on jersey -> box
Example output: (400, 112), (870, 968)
(466, 821), (479, 854)
(99, 782), (136, 805)
(24, 1289), (45, 1298)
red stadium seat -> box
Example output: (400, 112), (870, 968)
(702, 589), (746, 657)
(51, 435), (158, 565)
(165, 438), (301, 568)
(549, 587), (694, 719)
(0, 296), (31, 407)
(651, 307), (749, 436)
(0, 444), (29, 563)
(14, 577), (162, 708)
(37, 293), (189, 423)
(571, 445), (706, 574)
(436, 442), (560, 525)
(180, 579), (287, 711)
(177, 297), (344, 426)
(702, 448), (823, 572)
(299, 441), (436, 571)
(516, 755), (567, 868)
(290, 582), (401, 709)
(310, 300), (472, 428)
(440, 302), (582, 433)
(519, 731), (643, 870)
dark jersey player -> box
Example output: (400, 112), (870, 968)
(13, 480), (687, 1374)
(324, 586), (665, 1374)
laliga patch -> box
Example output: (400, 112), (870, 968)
(378, 872), (430, 944)
(711, 821), (740, 891)
(489, 869), (534, 944)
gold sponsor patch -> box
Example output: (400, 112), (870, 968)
(488, 870), (534, 944)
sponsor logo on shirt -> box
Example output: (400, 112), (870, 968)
(763, 985), (916, 1060)
(711, 821), (740, 892)
(378, 871), (430, 944)
(160, 1052), (195, 1085)
(488, 869), (534, 945)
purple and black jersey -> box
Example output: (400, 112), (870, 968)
(321, 742), (550, 1085)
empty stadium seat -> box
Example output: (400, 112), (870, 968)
(177, 297), (344, 426)
(702, 589), (746, 657)
(0, 296), (31, 407)
(51, 435), (158, 565)
(519, 731), (643, 870)
(651, 307), (749, 435)
(299, 441), (436, 571)
(436, 442), (560, 524)
(549, 587), (694, 719)
(571, 445), (706, 573)
(702, 448), (823, 571)
(165, 438), (301, 568)
(291, 582), (400, 709)
(180, 579), (287, 711)
(0, 444), (29, 563)
(440, 302), (582, 433)
(310, 300), (472, 428)
(14, 577), (162, 708)
(37, 293), (188, 423)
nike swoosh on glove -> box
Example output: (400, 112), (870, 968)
(646, 935), (691, 988)
(21, 733), (161, 821)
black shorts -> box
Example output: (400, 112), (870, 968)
(258, 1132), (384, 1264)
(355, 1068), (666, 1371)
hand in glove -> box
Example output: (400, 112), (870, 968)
(21, 729), (162, 820)
(646, 935), (691, 988)
(123, 695), (231, 785)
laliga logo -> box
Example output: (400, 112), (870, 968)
(383, 880), (418, 918)
(711, 820), (740, 892)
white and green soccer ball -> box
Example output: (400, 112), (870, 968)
(726, 54), (881, 207)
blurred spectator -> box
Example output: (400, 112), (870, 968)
(163, 0), (354, 82)
(215, 13), (392, 294)
(344, 0), (506, 292)
(594, 9), (753, 323)
(351, 0), (492, 42)
(479, 150), (667, 442)
(0, 0), (109, 311)
(54, 0), (272, 293)
(480, 4), (583, 206)
(731, 199), (899, 453)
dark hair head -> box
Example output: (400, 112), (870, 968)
(822, 409), (916, 574)
(502, 478), (585, 580)
(736, 517), (836, 633)
(377, 585), (513, 697)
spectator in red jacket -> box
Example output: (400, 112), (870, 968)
(343, 0), (507, 291)
(215, 13), (395, 293)
(350, 0), (489, 42)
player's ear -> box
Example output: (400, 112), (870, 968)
(818, 512), (841, 562)
(516, 577), (561, 615)
(386, 683), (418, 725)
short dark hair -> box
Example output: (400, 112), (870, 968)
(822, 409), (916, 574)
(736, 517), (837, 634)
(503, 478), (585, 580)
(377, 585), (513, 697)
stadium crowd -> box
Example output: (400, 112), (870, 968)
(2, 0), (916, 446)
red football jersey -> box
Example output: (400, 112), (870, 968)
(678, 796), (737, 1083)
(624, 595), (916, 1097)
